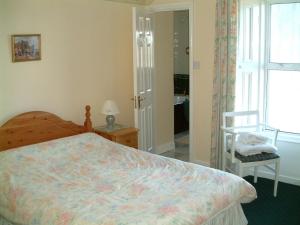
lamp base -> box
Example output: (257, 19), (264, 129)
(106, 115), (115, 130)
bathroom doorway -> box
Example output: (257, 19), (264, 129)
(152, 9), (190, 162)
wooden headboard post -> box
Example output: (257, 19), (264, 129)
(84, 105), (92, 132)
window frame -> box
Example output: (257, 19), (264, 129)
(236, 0), (265, 119)
(264, 0), (300, 136)
(237, 0), (300, 142)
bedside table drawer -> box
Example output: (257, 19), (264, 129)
(94, 126), (138, 149)
(96, 132), (113, 141)
(115, 133), (138, 148)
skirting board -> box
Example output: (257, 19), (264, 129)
(155, 142), (175, 155)
(244, 168), (300, 186)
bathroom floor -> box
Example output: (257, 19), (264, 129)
(160, 131), (189, 162)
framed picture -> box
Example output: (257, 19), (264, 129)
(11, 34), (41, 62)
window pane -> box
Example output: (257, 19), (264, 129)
(235, 71), (259, 112)
(270, 3), (300, 63)
(240, 6), (260, 61)
(267, 70), (300, 133)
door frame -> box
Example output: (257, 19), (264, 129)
(133, 2), (194, 161)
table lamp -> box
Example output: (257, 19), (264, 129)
(101, 100), (120, 130)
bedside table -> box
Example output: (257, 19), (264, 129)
(94, 125), (138, 149)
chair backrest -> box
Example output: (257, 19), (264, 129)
(222, 111), (260, 165)
(222, 110), (279, 167)
(223, 110), (260, 132)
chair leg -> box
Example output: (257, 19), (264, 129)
(254, 166), (258, 183)
(274, 159), (280, 197)
(238, 163), (244, 177)
(222, 151), (226, 171)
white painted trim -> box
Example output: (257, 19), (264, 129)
(132, 8), (139, 128)
(244, 168), (300, 186)
(155, 142), (175, 155)
(149, 2), (192, 12)
(277, 133), (300, 144)
(152, 13), (157, 154)
(190, 159), (210, 168)
(266, 0), (300, 4)
(188, 5), (195, 163)
(148, 2), (195, 163)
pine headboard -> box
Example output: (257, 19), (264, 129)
(0, 105), (92, 151)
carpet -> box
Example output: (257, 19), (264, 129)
(242, 176), (300, 225)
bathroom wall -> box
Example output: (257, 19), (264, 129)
(174, 10), (189, 75)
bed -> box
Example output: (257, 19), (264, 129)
(0, 106), (256, 225)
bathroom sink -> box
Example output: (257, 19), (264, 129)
(174, 95), (189, 105)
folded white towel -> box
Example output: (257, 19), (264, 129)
(229, 132), (277, 156)
(237, 132), (269, 145)
(235, 142), (278, 156)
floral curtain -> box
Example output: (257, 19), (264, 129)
(211, 0), (238, 169)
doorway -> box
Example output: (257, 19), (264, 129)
(133, 3), (193, 162)
(153, 10), (190, 162)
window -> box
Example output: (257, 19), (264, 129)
(269, 3), (300, 64)
(236, 0), (300, 136)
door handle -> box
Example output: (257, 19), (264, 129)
(131, 96), (137, 109)
(138, 96), (145, 109)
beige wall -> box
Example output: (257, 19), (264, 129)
(0, 1), (4, 122)
(0, 0), (134, 127)
(1, 0), (216, 166)
(153, 12), (174, 154)
(193, 0), (215, 165)
(106, 0), (153, 4)
(152, 0), (216, 165)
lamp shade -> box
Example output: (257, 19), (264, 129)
(101, 100), (120, 115)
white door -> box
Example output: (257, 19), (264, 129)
(133, 7), (153, 152)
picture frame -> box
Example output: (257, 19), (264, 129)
(11, 34), (41, 62)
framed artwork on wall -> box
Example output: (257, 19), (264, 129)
(11, 34), (41, 62)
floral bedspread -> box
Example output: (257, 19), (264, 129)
(0, 133), (256, 225)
